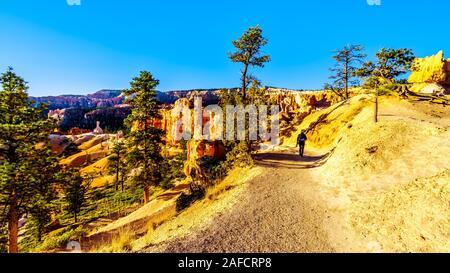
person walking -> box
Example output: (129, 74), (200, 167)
(296, 130), (308, 157)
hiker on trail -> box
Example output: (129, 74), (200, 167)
(296, 130), (308, 157)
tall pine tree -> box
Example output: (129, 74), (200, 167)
(327, 44), (366, 100)
(355, 48), (415, 122)
(123, 71), (164, 204)
(63, 169), (88, 223)
(108, 138), (126, 191)
(0, 67), (58, 253)
(27, 145), (60, 243)
(229, 25), (270, 101)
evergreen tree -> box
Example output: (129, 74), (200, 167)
(229, 25), (270, 101)
(108, 139), (126, 191)
(63, 169), (88, 223)
(27, 145), (61, 242)
(355, 48), (415, 122)
(0, 67), (58, 253)
(219, 79), (272, 170)
(327, 44), (366, 100)
(355, 48), (415, 85)
(123, 71), (164, 204)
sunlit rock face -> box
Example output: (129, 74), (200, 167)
(445, 61), (450, 84)
(409, 51), (448, 84)
(93, 121), (104, 134)
(158, 90), (340, 144)
(408, 51), (450, 94)
(48, 109), (65, 120)
(183, 140), (226, 181)
(293, 91), (339, 111)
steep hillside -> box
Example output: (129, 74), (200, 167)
(287, 94), (450, 252)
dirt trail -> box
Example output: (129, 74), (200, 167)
(143, 148), (336, 253)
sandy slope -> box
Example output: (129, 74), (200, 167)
(287, 95), (450, 252)
(142, 149), (336, 253)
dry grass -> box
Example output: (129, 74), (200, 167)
(92, 196), (177, 236)
(80, 155), (114, 188)
(95, 228), (134, 253)
(80, 156), (111, 175)
(90, 175), (115, 188)
(89, 167), (262, 252)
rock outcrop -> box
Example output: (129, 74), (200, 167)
(183, 140), (226, 184)
(51, 106), (132, 133)
(445, 61), (450, 83)
(93, 121), (104, 134)
(408, 51), (450, 94)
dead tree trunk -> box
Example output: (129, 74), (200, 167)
(374, 94), (379, 123)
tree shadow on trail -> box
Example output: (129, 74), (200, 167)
(254, 150), (333, 170)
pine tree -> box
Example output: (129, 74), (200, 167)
(108, 139), (126, 191)
(123, 71), (164, 204)
(355, 48), (415, 122)
(355, 48), (415, 85)
(229, 25), (270, 101)
(0, 67), (58, 253)
(27, 145), (61, 242)
(63, 169), (88, 223)
(327, 44), (366, 100)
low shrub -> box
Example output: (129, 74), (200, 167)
(176, 189), (205, 212)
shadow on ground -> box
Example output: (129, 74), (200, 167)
(254, 149), (333, 170)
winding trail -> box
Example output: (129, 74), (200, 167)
(145, 148), (335, 253)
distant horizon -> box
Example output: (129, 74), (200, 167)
(29, 86), (322, 98)
(2, 0), (450, 96)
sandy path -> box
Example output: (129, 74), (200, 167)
(143, 148), (335, 253)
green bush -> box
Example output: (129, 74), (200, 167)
(225, 141), (254, 169)
(160, 153), (187, 190)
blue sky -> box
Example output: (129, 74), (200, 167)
(1, 0), (449, 96)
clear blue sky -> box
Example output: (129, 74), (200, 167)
(1, 0), (449, 96)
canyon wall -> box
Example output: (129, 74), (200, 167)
(408, 51), (450, 94)
(156, 90), (340, 145)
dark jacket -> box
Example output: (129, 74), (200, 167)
(297, 133), (307, 145)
